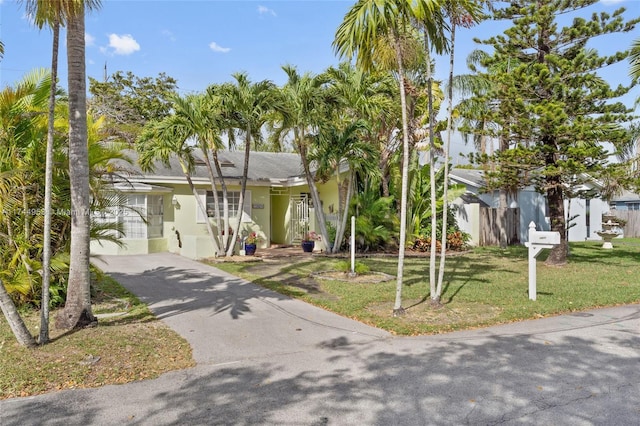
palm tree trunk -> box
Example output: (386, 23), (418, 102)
(182, 162), (220, 256)
(393, 29), (409, 317)
(0, 279), (36, 347)
(212, 150), (232, 254)
(56, 6), (96, 330)
(228, 131), (252, 257)
(201, 147), (224, 251)
(436, 21), (457, 300)
(424, 36), (438, 303)
(334, 171), (355, 253)
(299, 136), (330, 250)
(40, 19), (59, 344)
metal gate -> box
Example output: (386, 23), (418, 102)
(290, 194), (309, 243)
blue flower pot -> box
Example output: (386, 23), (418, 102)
(245, 243), (257, 256)
(301, 241), (315, 253)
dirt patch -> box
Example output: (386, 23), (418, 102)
(312, 270), (394, 284)
(244, 262), (338, 299)
(367, 299), (503, 329)
(206, 255), (263, 263)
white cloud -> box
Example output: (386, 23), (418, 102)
(162, 30), (176, 42)
(85, 33), (95, 47)
(108, 33), (140, 55)
(209, 41), (231, 53)
(257, 5), (277, 17)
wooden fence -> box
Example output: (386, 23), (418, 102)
(612, 210), (640, 238)
(479, 207), (520, 246)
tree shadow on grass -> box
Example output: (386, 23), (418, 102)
(4, 306), (639, 425)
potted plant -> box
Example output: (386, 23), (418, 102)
(243, 231), (263, 256)
(301, 231), (321, 253)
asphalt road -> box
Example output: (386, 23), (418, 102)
(2, 253), (639, 425)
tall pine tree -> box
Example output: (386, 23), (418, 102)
(470, 0), (638, 265)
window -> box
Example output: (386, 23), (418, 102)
(197, 190), (251, 223)
(147, 195), (164, 238)
(207, 191), (241, 217)
(121, 194), (147, 238)
(94, 193), (164, 239)
(628, 202), (640, 211)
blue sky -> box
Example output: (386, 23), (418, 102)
(1, 0), (638, 159)
(2, 0), (355, 92)
(2, 0), (637, 94)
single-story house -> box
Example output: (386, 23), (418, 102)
(449, 168), (610, 245)
(609, 189), (640, 211)
(91, 150), (341, 259)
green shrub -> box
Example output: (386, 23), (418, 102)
(335, 260), (370, 274)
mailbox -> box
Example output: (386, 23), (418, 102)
(526, 222), (561, 301)
(529, 231), (560, 245)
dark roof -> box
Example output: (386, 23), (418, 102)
(115, 149), (308, 183)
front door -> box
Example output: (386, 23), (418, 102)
(290, 194), (309, 244)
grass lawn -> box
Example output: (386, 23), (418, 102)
(0, 274), (194, 400)
(211, 239), (640, 335)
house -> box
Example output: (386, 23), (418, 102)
(91, 150), (341, 259)
(449, 168), (610, 245)
(609, 189), (640, 211)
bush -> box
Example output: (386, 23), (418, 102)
(335, 260), (370, 275)
(412, 231), (470, 252)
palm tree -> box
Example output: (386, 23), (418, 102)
(309, 120), (380, 252)
(159, 93), (231, 254)
(630, 37), (640, 81)
(272, 65), (335, 246)
(325, 62), (398, 197)
(137, 113), (222, 256)
(56, 0), (102, 330)
(334, 0), (445, 316)
(0, 69), (51, 347)
(21, 0), (62, 342)
(209, 73), (281, 256)
(434, 0), (482, 303)
(0, 278), (36, 347)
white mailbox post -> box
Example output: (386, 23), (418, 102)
(524, 222), (560, 301)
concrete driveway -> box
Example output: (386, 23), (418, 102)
(1, 253), (639, 425)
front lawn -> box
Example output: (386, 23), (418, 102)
(0, 275), (194, 400)
(211, 239), (640, 335)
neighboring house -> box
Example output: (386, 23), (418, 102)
(609, 190), (640, 211)
(449, 168), (610, 245)
(91, 150), (340, 259)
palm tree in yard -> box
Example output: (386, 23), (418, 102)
(325, 62), (398, 197)
(433, 0), (482, 304)
(56, 0), (102, 330)
(137, 107), (222, 256)
(333, 0), (446, 316)
(20, 0), (101, 338)
(309, 120), (380, 253)
(0, 70), (52, 347)
(630, 38), (640, 81)
(272, 65), (334, 246)
(208, 73), (281, 257)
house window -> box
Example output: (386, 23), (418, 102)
(94, 193), (164, 239)
(628, 202), (640, 211)
(121, 194), (147, 238)
(147, 195), (164, 238)
(206, 191), (241, 217)
(197, 190), (251, 223)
